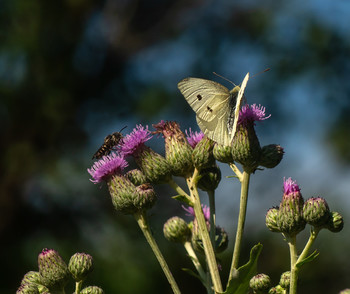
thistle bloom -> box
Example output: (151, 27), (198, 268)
(88, 153), (128, 183)
(120, 124), (172, 184)
(183, 205), (210, 222)
(153, 121), (193, 177)
(119, 124), (152, 157)
(185, 128), (204, 148)
(238, 104), (271, 126)
(283, 177), (301, 195)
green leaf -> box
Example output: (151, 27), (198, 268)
(172, 194), (193, 206)
(222, 243), (263, 294)
(296, 250), (319, 268)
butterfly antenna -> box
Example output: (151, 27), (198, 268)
(213, 72), (236, 86)
(251, 68), (271, 79)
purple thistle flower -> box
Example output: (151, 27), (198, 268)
(238, 104), (271, 126)
(185, 128), (204, 148)
(119, 124), (152, 156)
(283, 177), (301, 195)
(88, 153), (128, 183)
(182, 204), (210, 222)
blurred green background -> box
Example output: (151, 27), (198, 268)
(1, 0), (350, 293)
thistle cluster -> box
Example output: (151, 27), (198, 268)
(16, 249), (102, 294)
(266, 177), (344, 237)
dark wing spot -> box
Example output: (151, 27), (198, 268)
(207, 106), (213, 113)
(197, 94), (202, 101)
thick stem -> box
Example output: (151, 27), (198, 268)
(288, 235), (298, 294)
(134, 212), (181, 294)
(75, 281), (83, 294)
(187, 169), (223, 293)
(207, 190), (216, 250)
(229, 171), (251, 280)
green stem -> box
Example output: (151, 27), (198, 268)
(207, 190), (216, 250)
(287, 235), (298, 294)
(75, 281), (83, 294)
(188, 169), (223, 293)
(296, 227), (320, 265)
(228, 171), (251, 280)
(134, 212), (181, 294)
(168, 178), (193, 204)
(183, 241), (207, 285)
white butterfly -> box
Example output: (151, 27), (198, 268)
(178, 73), (249, 146)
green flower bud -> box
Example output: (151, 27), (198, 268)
(153, 121), (194, 177)
(277, 178), (305, 236)
(266, 207), (281, 233)
(37, 248), (69, 291)
(249, 273), (271, 293)
(163, 216), (191, 243)
(231, 124), (262, 173)
(327, 211), (344, 233)
(80, 286), (104, 294)
(192, 136), (216, 170)
(16, 283), (39, 294)
(303, 197), (331, 228)
(268, 285), (285, 294)
(134, 183), (157, 212)
(125, 169), (148, 186)
(339, 289), (350, 294)
(259, 144), (284, 169)
(68, 253), (94, 282)
(20, 271), (41, 286)
(197, 165), (221, 192)
(135, 146), (172, 184)
(279, 271), (290, 289)
(213, 143), (234, 163)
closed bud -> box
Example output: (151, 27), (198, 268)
(249, 273), (271, 293)
(16, 283), (39, 294)
(259, 144), (284, 169)
(163, 216), (191, 243)
(327, 211), (344, 233)
(192, 136), (216, 170)
(20, 271), (41, 286)
(80, 286), (104, 294)
(303, 197), (331, 228)
(37, 248), (69, 291)
(266, 207), (281, 232)
(213, 143), (234, 163)
(153, 121), (194, 177)
(339, 289), (350, 294)
(268, 285), (285, 294)
(125, 169), (148, 186)
(277, 178), (305, 236)
(68, 253), (94, 282)
(134, 183), (157, 212)
(231, 124), (261, 173)
(279, 271), (290, 289)
(197, 165), (221, 192)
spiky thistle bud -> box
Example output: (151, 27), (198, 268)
(303, 197), (331, 228)
(266, 207), (281, 232)
(213, 143), (234, 163)
(16, 283), (39, 294)
(20, 271), (41, 286)
(125, 169), (148, 186)
(231, 104), (270, 173)
(327, 211), (344, 233)
(268, 285), (285, 294)
(259, 144), (284, 169)
(197, 165), (221, 192)
(249, 273), (271, 293)
(37, 249), (69, 291)
(68, 253), (94, 282)
(80, 286), (104, 294)
(120, 125), (172, 184)
(153, 121), (194, 177)
(163, 216), (191, 243)
(279, 271), (290, 289)
(192, 136), (216, 170)
(277, 178), (305, 236)
(108, 176), (156, 214)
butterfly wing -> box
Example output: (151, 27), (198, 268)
(178, 78), (231, 145)
(229, 73), (250, 142)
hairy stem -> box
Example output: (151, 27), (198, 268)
(288, 235), (298, 294)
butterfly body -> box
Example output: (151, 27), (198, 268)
(178, 73), (249, 146)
